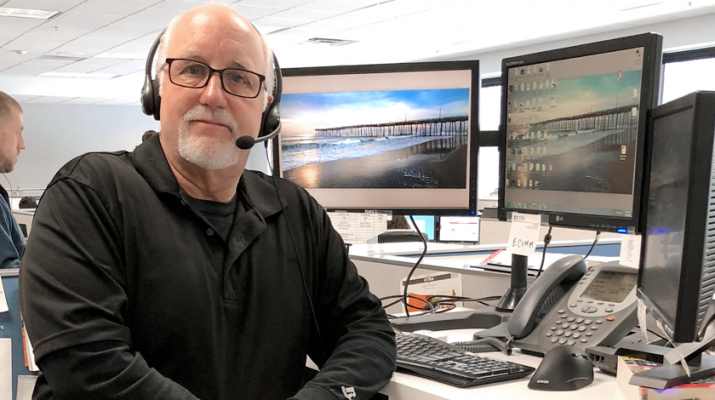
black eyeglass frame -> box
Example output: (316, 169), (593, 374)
(165, 58), (266, 98)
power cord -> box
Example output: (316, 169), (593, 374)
(536, 226), (553, 279)
(584, 230), (601, 260)
(402, 215), (428, 317)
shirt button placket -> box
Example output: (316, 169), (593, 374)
(206, 228), (214, 237)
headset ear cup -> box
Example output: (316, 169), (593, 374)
(152, 79), (161, 121)
(141, 75), (155, 118)
(263, 104), (280, 137)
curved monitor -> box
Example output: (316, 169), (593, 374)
(498, 33), (662, 232)
(273, 61), (480, 215)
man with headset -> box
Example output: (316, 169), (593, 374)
(19, 4), (396, 400)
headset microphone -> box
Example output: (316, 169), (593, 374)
(235, 122), (281, 150)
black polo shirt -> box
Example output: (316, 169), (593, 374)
(19, 134), (396, 400)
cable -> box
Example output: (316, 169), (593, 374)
(402, 215), (428, 317)
(536, 226), (553, 279)
(380, 294), (435, 314)
(263, 142), (323, 345)
(452, 338), (512, 355)
(584, 230), (601, 260)
(264, 141), (273, 174)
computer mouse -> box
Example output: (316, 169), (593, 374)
(528, 346), (594, 391)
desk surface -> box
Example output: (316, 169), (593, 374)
(382, 329), (627, 400)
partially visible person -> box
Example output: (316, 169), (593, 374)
(0, 91), (26, 268)
(18, 196), (37, 209)
(387, 215), (411, 230)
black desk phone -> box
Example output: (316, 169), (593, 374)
(507, 255), (639, 356)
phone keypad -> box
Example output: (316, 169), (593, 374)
(546, 313), (605, 347)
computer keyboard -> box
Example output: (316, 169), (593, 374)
(395, 332), (535, 388)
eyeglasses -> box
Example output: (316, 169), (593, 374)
(165, 58), (266, 99)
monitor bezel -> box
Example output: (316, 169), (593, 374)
(637, 91), (715, 343)
(272, 60), (480, 216)
(497, 33), (663, 232)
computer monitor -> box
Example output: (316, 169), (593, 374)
(437, 216), (479, 243)
(628, 91), (715, 389)
(273, 61), (480, 215)
(408, 216), (436, 241)
(498, 33), (663, 232)
(638, 91), (715, 344)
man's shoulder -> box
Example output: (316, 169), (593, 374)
(48, 150), (134, 190)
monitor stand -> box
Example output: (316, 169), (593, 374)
(629, 302), (715, 390)
(391, 254), (529, 334)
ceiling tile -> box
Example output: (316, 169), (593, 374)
(2, 0), (83, 12)
(127, 7), (181, 24)
(112, 16), (171, 29)
(52, 57), (125, 73)
(68, 0), (163, 17)
(24, 95), (78, 103)
(0, 17), (46, 44)
(239, 0), (313, 7)
(253, 16), (310, 28)
(95, 59), (145, 75)
(94, 98), (137, 105)
(44, 11), (123, 30)
(60, 97), (111, 104)
(50, 25), (159, 57)
(99, 32), (158, 56)
(3, 25), (90, 55)
(5, 94), (40, 102)
(297, 0), (374, 13)
(268, 7), (339, 20)
(232, 4), (284, 18)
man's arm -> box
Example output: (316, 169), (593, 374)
(19, 177), (199, 400)
(0, 200), (23, 269)
(293, 201), (397, 400)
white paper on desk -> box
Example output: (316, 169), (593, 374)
(16, 375), (37, 400)
(619, 234), (642, 268)
(506, 213), (541, 256)
(0, 278), (9, 313)
(22, 322), (38, 372)
(0, 338), (10, 400)
(486, 251), (572, 271)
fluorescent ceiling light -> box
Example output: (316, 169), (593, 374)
(40, 72), (118, 79)
(94, 52), (146, 60)
(0, 7), (60, 19)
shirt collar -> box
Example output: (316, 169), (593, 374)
(131, 132), (285, 219)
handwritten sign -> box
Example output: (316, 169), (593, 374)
(507, 212), (541, 256)
(619, 234), (642, 268)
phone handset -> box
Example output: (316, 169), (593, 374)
(507, 255), (588, 339)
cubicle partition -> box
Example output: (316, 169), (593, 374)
(0, 268), (37, 400)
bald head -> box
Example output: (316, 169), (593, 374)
(155, 4), (275, 106)
(0, 91), (21, 128)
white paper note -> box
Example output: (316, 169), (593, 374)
(22, 322), (38, 372)
(16, 375), (37, 400)
(0, 278), (8, 313)
(0, 338), (10, 400)
(619, 235), (642, 268)
(637, 299), (650, 343)
(506, 213), (541, 257)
